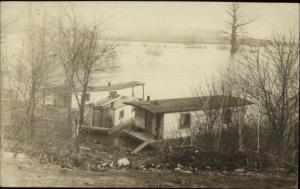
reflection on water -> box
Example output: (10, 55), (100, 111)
(93, 41), (231, 100)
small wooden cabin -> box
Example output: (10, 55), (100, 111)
(124, 95), (254, 140)
(84, 92), (138, 128)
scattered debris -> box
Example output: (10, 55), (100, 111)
(117, 157), (130, 168)
(109, 161), (114, 168)
(102, 162), (109, 167)
(235, 168), (245, 173)
(80, 147), (91, 151)
(2, 152), (15, 159)
(16, 153), (27, 160)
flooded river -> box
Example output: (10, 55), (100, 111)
(94, 41), (231, 100)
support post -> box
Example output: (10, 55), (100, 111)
(142, 84), (145, 99)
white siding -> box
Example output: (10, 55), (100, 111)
(113, 105), (135, 126)
(162, 110), (204, 139)
(71, 91), (109, 109)
(70, 87), (143, 109)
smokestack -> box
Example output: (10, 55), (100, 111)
(147, 96), (150, 101)
(108, 82), (111, 86)
(111, 102), (114, 108)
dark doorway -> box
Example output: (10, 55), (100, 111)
(155, 114), (162, 139)
(145, 111), (153, 134)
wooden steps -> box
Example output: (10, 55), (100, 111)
(122, 129), (162, 153)
(131, 141), (151, 154)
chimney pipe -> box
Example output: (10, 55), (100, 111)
(111, 102), (114, 108)
(147, 96), (150, 101)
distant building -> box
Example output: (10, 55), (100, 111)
(84, 91), (138, 128)
(124, 95), (254, 140)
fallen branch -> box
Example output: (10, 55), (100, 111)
(87, 153), (96, 159)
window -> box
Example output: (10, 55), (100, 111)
(119, 110), (124, 120)
(85, 93), (90, 102)
(180, 113), (191, 129)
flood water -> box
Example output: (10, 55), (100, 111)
(93, 41), (231, 100)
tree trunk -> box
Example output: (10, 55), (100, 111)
(29, 81), (36, 143)
(75, 87), (87, 153)
(230, 11), (238, 55)
(238, 113), (243, 151)
(66, 83), (73, 141)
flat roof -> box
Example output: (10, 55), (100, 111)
(87, 81), (144, 92)
(124, 95), (254, 114)
(43, 81), (144, 94)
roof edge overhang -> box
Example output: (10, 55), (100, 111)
(124, 101), (255, 114)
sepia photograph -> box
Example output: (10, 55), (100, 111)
(0, 1), (299, 188)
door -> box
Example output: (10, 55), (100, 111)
(93, 109), (101, 127)
(101, 109), (112, 128)
(155, 114), (162, 139)
(145, 111), (152, 133)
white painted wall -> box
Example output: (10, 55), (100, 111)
(162, 110), (204, 139)
(71, 91), (109, 109)
(113, 105), (135, 126)
(70, 87), (143, 109)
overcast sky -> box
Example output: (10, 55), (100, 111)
(2, 2), (299, 40)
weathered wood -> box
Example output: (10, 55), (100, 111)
(108, 119), (133, 135)
(131, 141), (150, 154)
(81, 126), (109, 135)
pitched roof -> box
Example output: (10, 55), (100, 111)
(93, 95), (139, 110)
(124, 95), (254, 114)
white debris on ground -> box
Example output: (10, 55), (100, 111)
(235, 168), (245, 173)
(2, 152), (15, 160)
(117, 157), (130, 168)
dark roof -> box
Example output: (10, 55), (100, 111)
(43, 81), (144, 94)
(124, 95), (254, 114)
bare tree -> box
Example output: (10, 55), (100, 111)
(9, 7), (55, 142)
(55, 7), (118, 152)
(191, 76), (229, 150)
(223, 3), (256, 55)
(54, 8), (86, 141)
(236, 31), (299, 164)
(74, 23), (118, 151)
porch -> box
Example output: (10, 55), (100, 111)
(81, 118), (134, 135)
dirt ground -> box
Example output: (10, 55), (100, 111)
(1, 151), (298, 188)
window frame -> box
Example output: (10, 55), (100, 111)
(179, 113), (191, 129)
(119, 110), (124, 120)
